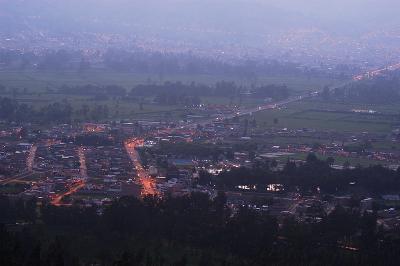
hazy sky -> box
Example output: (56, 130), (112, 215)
(0, 0), (398, 65)
(270, 0), (400, 20)
(2, 0), (399, 32)
(1, 0), (399, 47)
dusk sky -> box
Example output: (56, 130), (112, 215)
(1, 0), (399, 34)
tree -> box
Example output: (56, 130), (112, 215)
(45, 239), (65, 266)
(326, 157), (335, 166)
(306, 153), (318, 164)
(81, 104), (90, 119)
(249, 150), (256, 160)
(322, 86), (331, 101)
(25, 244), (42, 266)
(78, 59), (91, 74)
(243, 118), (249, 136)
(198, 171), (213, 186)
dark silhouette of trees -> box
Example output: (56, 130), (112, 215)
(1, 192), (400, 265)
(213, 154), (400, 194)
(331, 76), (400, 104)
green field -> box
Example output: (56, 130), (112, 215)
(0, 69), (343, 121)
(0, 92), (185, 121)
(0, 69), (342, 92)
(252, 100), (400, 133)
(253, 136), (332, 146)
(279, 152), (389, 168)
(369, 141), (400, 152)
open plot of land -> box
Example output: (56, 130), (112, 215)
(0, 92), (185, 121)
(285, 101), (400, 115)
(0, 69), (342, 121)
(370, 141), (400, 151)
(253, 136), (332, 146)
(277, 152), (390, 168)
(201, 96), (267, 107)
(0, 70), (342, 92)
(252, 100), (400, 133)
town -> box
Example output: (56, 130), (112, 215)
(2, 1), (400, 265)
(2, 92), (400, 232)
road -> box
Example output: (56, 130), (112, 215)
(181, 68), (389, 130)
(51, 179), (86, 206)
(120, 63), (400, 197)
(0, 144), (37, 185)
(27, 144), (37, 172)
(125, 139), (158, 196)
(50, 147), (87, 206)
(0, 171), (34, 185)
(26, 62), (400, 204)
(179, 93), (318, 131)
(78, 147), (88, 179)
(353, 62), (400, 81)
(183, 62), (400, 130)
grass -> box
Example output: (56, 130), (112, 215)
(279, 152), (387, 167)
(201, 96), (266, 107)
(252, 100), (399, 133)
(254, 136), (332, 146)
(369, 141), (400, 152)
(0, 69), (342, 92)
(0, 69), (342, 121)
(0, 184), (27, 194)
(248, 100), (400, 167)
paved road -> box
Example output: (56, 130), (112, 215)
(0, 171), (33, 185)
(50, 147), (88, 206)
(78, 147), (88, 179)
(125, 139), (158, 196)
(27, 144), (37, 172)
(181, 93), (323, 130)
(51, 180), (86, 206)
(0, 144), (38, 185)
(182, 62), (400, 130)
(353, 63), (400, 81)
(179, 77), (365, 131)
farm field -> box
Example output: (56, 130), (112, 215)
(0, 69), (343, 121)
(279, 152), (391, 168)
(252, 100), (400, 133)
(0, 69), (342, 93)
(0, 92), (185, 121)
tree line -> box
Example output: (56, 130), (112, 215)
(0, 48), (330, 80)
(58, 81), (290, 104)
(323, 76), (400, 104)
(0, 97), (111, 124)
(1, 192), (399, 265)
(201, 154), (400, 195)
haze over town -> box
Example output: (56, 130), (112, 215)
(1, 1), (400, 265)
(1, 0), (400, 65)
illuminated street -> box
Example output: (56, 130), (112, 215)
(78, 146), (88, 179)
(125, 138), (158, 196)
(0, 171), (33, 185)
(51, 179), (86, 206)
(49, 146), (88, 206)
(353, 63), (400, 81)
(27, 144), (37, 172)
